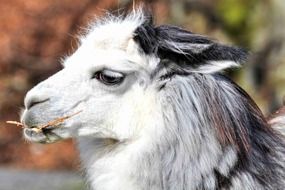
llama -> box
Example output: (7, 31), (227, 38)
(21, 10), (285, 190)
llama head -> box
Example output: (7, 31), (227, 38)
(22, 10), (248, 144)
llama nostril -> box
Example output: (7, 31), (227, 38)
(26, 98), (50, 110)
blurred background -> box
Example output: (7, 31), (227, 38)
(0, 0), (284, 189)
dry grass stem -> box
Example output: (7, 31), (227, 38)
(6, 110), (82, 133)
(6, 121), (24, 128)
(38, 110), (82, 130)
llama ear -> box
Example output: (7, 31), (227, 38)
(154, 25), (248, 73)
(187, 43), (248, 73)
(134, 22), (248, 73)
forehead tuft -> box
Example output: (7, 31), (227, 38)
(81, 11), (146, 51)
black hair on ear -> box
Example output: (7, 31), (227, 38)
(133, 18), (248, 68)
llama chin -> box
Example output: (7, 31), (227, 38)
(22, 9), (285, 190)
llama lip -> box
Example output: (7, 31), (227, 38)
(22, 109), (82, 143)
(24, 126), (62, 143)
(24, 127), (49, 143)
(22, 109), (81, 132)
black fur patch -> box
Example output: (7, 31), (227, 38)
(133, 18), (248, 71)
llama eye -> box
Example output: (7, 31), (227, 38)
(92, 70), (125, 85)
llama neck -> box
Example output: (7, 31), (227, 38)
(77, 136), (168, 190)
(77, 123), (285, 190)
(77, 135), (224, 190)
(77, 131), (253, 190)
(77, 137), (142, 190)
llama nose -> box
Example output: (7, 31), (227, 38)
(26, 97), (50, 110)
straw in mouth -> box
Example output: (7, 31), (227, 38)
(6, 110), (82, 133)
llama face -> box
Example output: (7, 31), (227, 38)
(22, 15), (161, 143)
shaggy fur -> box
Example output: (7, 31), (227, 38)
(21, 10), (285, 190)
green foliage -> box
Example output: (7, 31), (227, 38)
(216, 0), (258, 46)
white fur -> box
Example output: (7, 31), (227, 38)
(192, 60), (240, 73)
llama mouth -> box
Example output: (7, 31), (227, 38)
(24, 126), (62, 143)
(21, 110), (82, 143)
